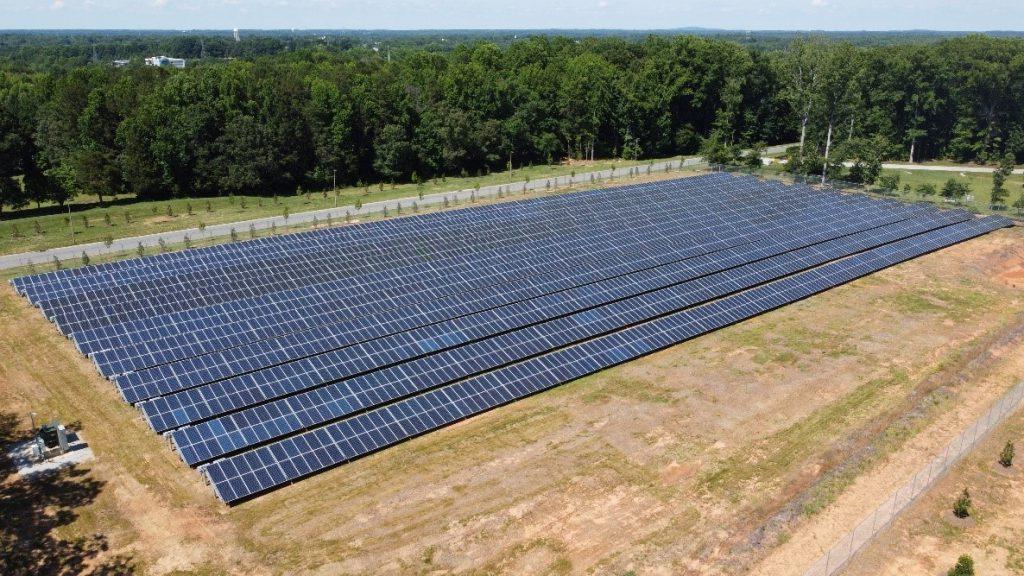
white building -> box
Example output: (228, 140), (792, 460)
(145, 56), (186, 68)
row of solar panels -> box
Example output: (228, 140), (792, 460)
(71, 176), (782, 357)
(136, 195), (944, 435)
(170, 209), (972, 467)
(203, 217), (1008, 502)
(11, 173), (1012, 503)
(32, 175), (763, 336)
(106, 177), (852, 388)
(15, 174), (722, 301)
(16, 173), (740, 309)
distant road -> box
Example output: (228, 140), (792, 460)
(879, 163), (1023, 174)
(765, 157), (1024, 175)
(0, 144), (793, 272)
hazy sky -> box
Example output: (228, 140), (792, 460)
(3, 0), (1023, 31)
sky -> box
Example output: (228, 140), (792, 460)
(2, 0), (1023, 31)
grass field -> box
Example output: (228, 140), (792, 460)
(757, 162), (1024, 218)
(0, 157), (685, 257)
(2, 171), (1022, 575)
(877, 167), (1024, 212)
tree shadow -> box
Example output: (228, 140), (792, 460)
(0, 411), (136, 575)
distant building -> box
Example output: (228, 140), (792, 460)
(112, 59), (130, 68)
(145, 56), (186, 68)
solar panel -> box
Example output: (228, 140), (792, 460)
(114, 183), (886, 394)
(9, 172), (1011, 504)
(201, 216), (1009, 503)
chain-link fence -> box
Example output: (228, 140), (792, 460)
(799, 379), (1024, 576)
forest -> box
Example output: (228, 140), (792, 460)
(1, 32), (1023, 213)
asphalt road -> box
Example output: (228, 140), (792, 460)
(0, 155), (717, 271)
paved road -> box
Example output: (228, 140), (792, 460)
(764, 156), (1024, 174)
(879, 163), (1023, 174)
(0, 144), (791, 272)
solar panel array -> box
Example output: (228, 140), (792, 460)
(11, 173), (1012, 503)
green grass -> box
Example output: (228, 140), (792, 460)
(879, 167), (1024, 211)
(757, 162), (1024, 219)
(885, 287), (995, 321)
(0, 156), (690, 257)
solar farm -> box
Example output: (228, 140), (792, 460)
(9, 173), (1013, 505)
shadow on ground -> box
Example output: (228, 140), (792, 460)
(0, 411), (135, 575)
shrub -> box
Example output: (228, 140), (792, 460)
(916, 183), (938, 197)
(52, 255), (62, 270)
(948, 554), (974, 576)
(103, 235), (113, 249)
(230, 228), (238, 242)
(878, 173), (901, 192)
(158, 237), (168, 252)
(34, 220), (43, 235)
(952, 488), (972, 519)
(999, 440), (1015, 468)
(104, 212), (112, 226)
(81, 251), (90, 266)
(136, 243), (144, 257)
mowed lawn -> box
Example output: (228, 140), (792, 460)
(878, 167), (1024, 212)
(0, 157), (683, 257)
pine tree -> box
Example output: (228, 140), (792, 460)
(948, 554), (974, 576)
(952, 488), (972, 519)
(999, 441), (1015, 468)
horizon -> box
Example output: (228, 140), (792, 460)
(4, 0), (1024, 32)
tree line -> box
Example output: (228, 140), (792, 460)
(1, 34), (1023, 215)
